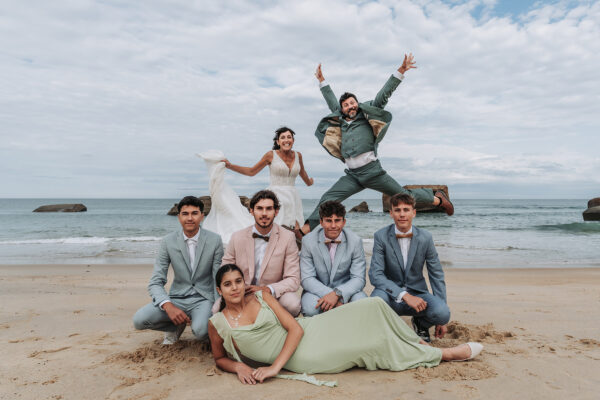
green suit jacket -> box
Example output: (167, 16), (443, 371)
(315, 74), (401, 162)
(148, 228), (223, 306)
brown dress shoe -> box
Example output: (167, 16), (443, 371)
(435, 190), (454, 216)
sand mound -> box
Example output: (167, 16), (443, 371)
(441, 321), (514, 344)
(105, 339), (211, 378)
(413, 361), (496, 382)
(411, 321), (508, 382)
(578, 338), (600, 347)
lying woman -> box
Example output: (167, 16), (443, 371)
(208, 264), (483, 385)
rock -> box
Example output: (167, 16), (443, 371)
(382, 185), (449, 213)
(167, 204), (178, 216)
(168, 196), (250, 216)
(349, 201), (370, 213)
(588, 197), (600, 208)
(199, 196), (212, 214)
(239, 196), (250, 209)
(33, 204), (87, 212)
(583, 206), (600, 221)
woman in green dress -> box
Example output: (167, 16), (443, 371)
(208, 264), (483, 385)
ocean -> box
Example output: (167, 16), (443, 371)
(0, 198), (598, 268)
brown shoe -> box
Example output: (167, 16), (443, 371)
(435, 191), (454, 216)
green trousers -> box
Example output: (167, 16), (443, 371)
(307, 160), (435, 229)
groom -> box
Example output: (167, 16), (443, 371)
(133, 196), (223, 344)
(369, 193), (450, 342)
(302, 54), (453, 233)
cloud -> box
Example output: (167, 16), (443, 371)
(0, 0), (598, 198)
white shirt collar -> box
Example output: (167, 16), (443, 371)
(183, 229), (200, 242)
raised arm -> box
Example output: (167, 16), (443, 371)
(372, 53), (417, 109)
(221, 151), (273, 177)
(315, 63), (340, 113)
(251, 291), (304, 382)
(297, 152), (314, 187)
(208, 321), (257, 385)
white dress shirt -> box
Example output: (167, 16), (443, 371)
(252, 226), (275, 295)
(394, 225), (413, 303)
(318, 70), (405, 170)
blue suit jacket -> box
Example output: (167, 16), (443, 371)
(300, 227), (366, 303)
(148, 228), (223, 306)
(368, 225), (446, 302)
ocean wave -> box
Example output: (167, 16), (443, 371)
(0, 236), (163, 245)
(436, 243), (527, 251)
(534, 223), (600, 233)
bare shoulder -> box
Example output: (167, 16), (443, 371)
(264, 150), (274, 161)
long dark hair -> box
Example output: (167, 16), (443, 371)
(215, 264), (244, 312)
(272, 126), (295, 150)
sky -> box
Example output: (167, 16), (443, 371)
(1, 0), (599, 200)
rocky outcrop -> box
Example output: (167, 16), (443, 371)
(382, 185), (450, 213)
(167, 204), (179, 216)
(588, 197), (600, 208)
(349, 201), (370, 213)
(168, 196), (250, 215)
(33, 204), (87, 212)
(583, 206), (600, 221)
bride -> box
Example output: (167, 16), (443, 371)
(220, 127), (313, 236)
(197, 127), (313, 243)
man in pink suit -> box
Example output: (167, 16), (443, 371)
(220, 190), (301, 316)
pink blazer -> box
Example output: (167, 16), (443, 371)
(222, 224), (300, 298)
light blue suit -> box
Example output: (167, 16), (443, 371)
(300, 227), (367, 316)
(369, 224), (450, 329)
(133, 228), (223, 340)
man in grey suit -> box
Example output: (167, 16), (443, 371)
(300, 201), (367, 316)
(133, 196), (223, 344)
(369, 193), (449, 342)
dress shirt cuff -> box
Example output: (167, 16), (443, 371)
(159, 300), (171, 310)
(393, 71), (404, 81)
(395, 291), (408, 303)
(267, 285), (275, 296)
(319, 80), (329, 89)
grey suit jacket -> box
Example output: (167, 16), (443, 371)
(300, 227), (366, 303)
(148, 228), (224, 306)
(369, 225), (446, 302)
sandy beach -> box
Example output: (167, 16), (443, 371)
(1, 264), (599, 400)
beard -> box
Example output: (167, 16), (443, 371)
(256, 217), (274, 229)
(342, 108), (358, 119)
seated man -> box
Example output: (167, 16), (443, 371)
(300, 200), (367, 316)
(220, 190), (301, 316)
(133, 196), (223, 344)
(369, 193), (450, 342)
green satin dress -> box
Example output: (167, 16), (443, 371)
(210, 292), (441, 385)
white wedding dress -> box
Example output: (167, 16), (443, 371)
(197, 150), (253, 244)
(267, 150), (304, 229)
(197, 150), (304, 243)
